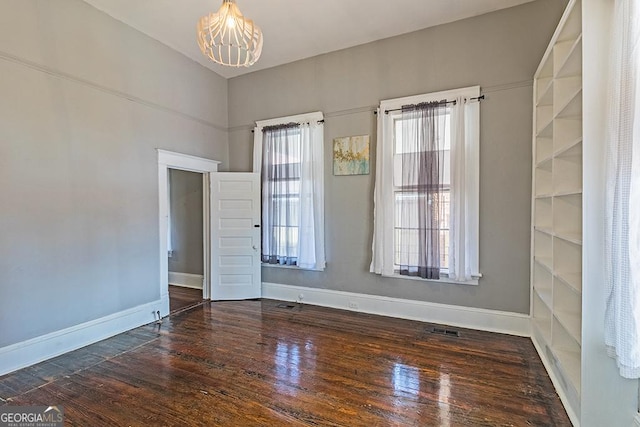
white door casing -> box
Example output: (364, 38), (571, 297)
(210, 173), (261, 300)
(158, 150), (220, 315)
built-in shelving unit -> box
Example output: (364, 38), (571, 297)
(531, 0), (582, 423)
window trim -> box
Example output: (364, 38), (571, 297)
(253, 111), (325, 272)
(377, 86), (481, 286)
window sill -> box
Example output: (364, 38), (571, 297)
(383, 272), (481, 286)
(261, 263), (325, 272)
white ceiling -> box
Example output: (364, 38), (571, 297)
(82, 0), (536, 79)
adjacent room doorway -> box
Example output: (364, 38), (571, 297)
(157, 150), (262, 318)
(167, 168), (205, 313)
(157, 150), (220, 316)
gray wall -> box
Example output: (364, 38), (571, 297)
(168, 169), (204, 276)
(227, 0), (568, 314)
(0, 0), (228, 348)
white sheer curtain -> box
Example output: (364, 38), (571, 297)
(449, 98), (480, 282)
(396, 102), (448, 280)
(370, 107), (394, 276)
(605, 0), (640, 379)
(297, 122), (325, 270)
(261, 124), (301, 265)
(254, 118), (325, 271)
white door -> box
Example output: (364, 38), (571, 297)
(210, 173), (261, 300)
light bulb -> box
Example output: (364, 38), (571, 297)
(226, 16), (236, 28)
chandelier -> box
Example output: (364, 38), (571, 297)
(197, 0), (263, 67)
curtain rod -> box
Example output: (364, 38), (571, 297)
(252, 120), (324, 133)
(382, 95), (485, 115)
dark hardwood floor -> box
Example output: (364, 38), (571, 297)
(0, 300), (570, 426)
(169, 285), (203, 313)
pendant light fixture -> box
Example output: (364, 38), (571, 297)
(197, 0), (263, 68)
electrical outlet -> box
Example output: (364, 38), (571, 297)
(348, 301), (358, 310)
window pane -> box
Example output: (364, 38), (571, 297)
(394, 190), (450, 269)
(270, 179), (300, 197)
(393, 114), (451, 187)
(394, 111), (451, 154)
(271, 130), (301, 165)
(271, 193), (300, 227)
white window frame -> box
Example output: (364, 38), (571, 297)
(375, 86), (481, 285)
(253, 111), (325, 271)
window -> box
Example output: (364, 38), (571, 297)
(253, 112), (325, 271)
(371, 87), (481, 284)
(393, 108), (452, 273)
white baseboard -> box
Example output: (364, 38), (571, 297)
(262, 282), (530, 337)
(0, 300), (163, 376)
(168, 272), (203, 289)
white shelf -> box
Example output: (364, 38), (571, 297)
(554, 346), (581, 395)
(555, 36), (583, 78)
(554, 280), (582, 344)
(534, 225), (553, 236)
(535, 256), (553, 273)
(554, 76), (582, 116)
(534, 229), (553, 256)
(537, 78), (554, 106)
(553, 137), (582, 158)
(555, 90), (582, 120)
(534, 260), (553, 308)
(554, 189), (582, 197)
(536, 156), (553, 169)
(536, 286), (553, 311)
(534, 195), (553, 228)
(552, 316), (581, 393)
(554, 238), (582, 290)
(554, 118), (582, 153)
(555, 271), (582, 294)
(556, 1), (582, 43)
(555, 310), (581, 346)
(531, 0), (583, 414)
(536, 137), (554, 163)
(535, 164), (553, 198)
(554, 231), (582, 245)
(554, 194), (582, 238)
(537, 105), (554, 135)
(533, 292), (552, 344)
(553, 154), (582, 195)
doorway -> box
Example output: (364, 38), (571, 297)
(168, 168), (205, 313)
(157, 150), (221, 317)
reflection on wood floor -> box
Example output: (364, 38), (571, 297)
(0, 300), (571, 426)
(169, 284), (203, 313)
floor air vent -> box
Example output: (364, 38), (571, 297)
(276, 303), (297, 309)
(430, 327), (460, 337)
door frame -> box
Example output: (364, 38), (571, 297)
(157, 149), (220, 316)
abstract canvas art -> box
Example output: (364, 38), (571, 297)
(333, 135), (370, 176)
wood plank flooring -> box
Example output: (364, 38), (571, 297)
(169, 285), (203, 313)
(0, 300), (571, 426)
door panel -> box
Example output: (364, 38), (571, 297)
(210, 173), (261, 300)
